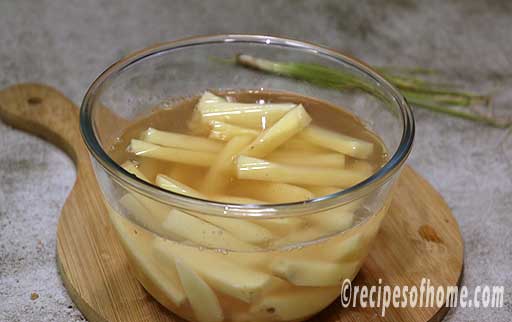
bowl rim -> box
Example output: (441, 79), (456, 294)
(80, 34), (415, 217)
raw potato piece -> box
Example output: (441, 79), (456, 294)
(266, 151), (346, 168)
(249, 287), (340, 321)
(109, 213), (187, 306)
(243, 105), (312, 157)
(201, 215), (275, 244)
(308, 208), (355, 233)
(121, 161), (150, 182)
(129, 139), (216, 167)
(175, 260), (224, 322)
(229, 181), (313, 203)
(156, 174), (205, 199)
(119, 194), (184, 241)
(236, 156), (371, 187)
(200, 135), (254, 194)
(141, 127), (224, 152)
(154, 239), (275, 303)
(208, 120), (259, 141)
(197, 92), (297, 129)
(322, 232), (364, 261)
(298, 125), (374, 159)
(271, 257), (360, 286)
(161, 209), (259, 251)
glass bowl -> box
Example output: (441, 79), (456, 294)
(80, 35), (414, 322)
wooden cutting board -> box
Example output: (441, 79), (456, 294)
(0, 83), (464, 322)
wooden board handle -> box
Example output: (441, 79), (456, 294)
(0, 83), (88, 166)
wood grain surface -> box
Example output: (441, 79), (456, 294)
(0, 83), (464, 322)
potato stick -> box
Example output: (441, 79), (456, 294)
(208, 120), (259, 141)
(201, 108), (294, 130)
(302, 185), (341, 197)
(308, 208), (355, 233)
(156, 174), (205, 199)
(197, 91), (226, 107)
(121, 161), (150, 182)
(298, 125), (374, 159)
(175, 260), (224, 322)
(228, 181), (313, 203)
(119, 194), (164, 234)
(196, 92), (297, 130)
(187, 109), (211, 136)
(200, 135), (253, 194)
(278, 137), (331, 153)
(129, 139), (216, 167)
(197, 93), (295, 115)
(201, 215), (275, 245)
(266, 151), (346, 168)
(154, 239), (274, 303)
(109, 213), (187, 306)
(271, 257), (360, 286)
(120, 193), (186, 242)
(322, 232), (364, 261)
(249, 287), (339, 321)
(141, 127), (224, 153)
(236, 156), (371, 187)
(161, 208), (259, 251)
(243, 105), (312, 157)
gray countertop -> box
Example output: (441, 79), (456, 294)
(0, 1), (511, 321)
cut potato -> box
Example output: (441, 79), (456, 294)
(271, 257), (360, 286)
(109, 213), (187, 306)
(161, 209), (259, 251)
(236, 156), (371, 187)
(121, 161), (150, 182)
(243, 105), (312, 157)
(175, 260), (224, 322)
(308, 208), (355, 233)
(249, 287), (339, 321)
(200, 215), (275, 245)
(322, 232), (364, 261)
(267, 151), (346, 168)
(196, 92), (297, 129)
(156, 174), (205, 199)
(141, 127), (224, 153)
(119, 193), (183, 241)
(200, 135), (253, 194)
(129, 139), (216, 167)
(208, 120), (259, 141)
(154, 239), (275, 303)
(228, 181), (313, 203)
(298, 125), (374, 159)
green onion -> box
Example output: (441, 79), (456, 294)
(233, 54), (510, 128)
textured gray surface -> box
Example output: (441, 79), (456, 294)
(0, 1), (511, 321)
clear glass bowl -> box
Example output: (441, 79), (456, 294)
(80, 35), (414, 322)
